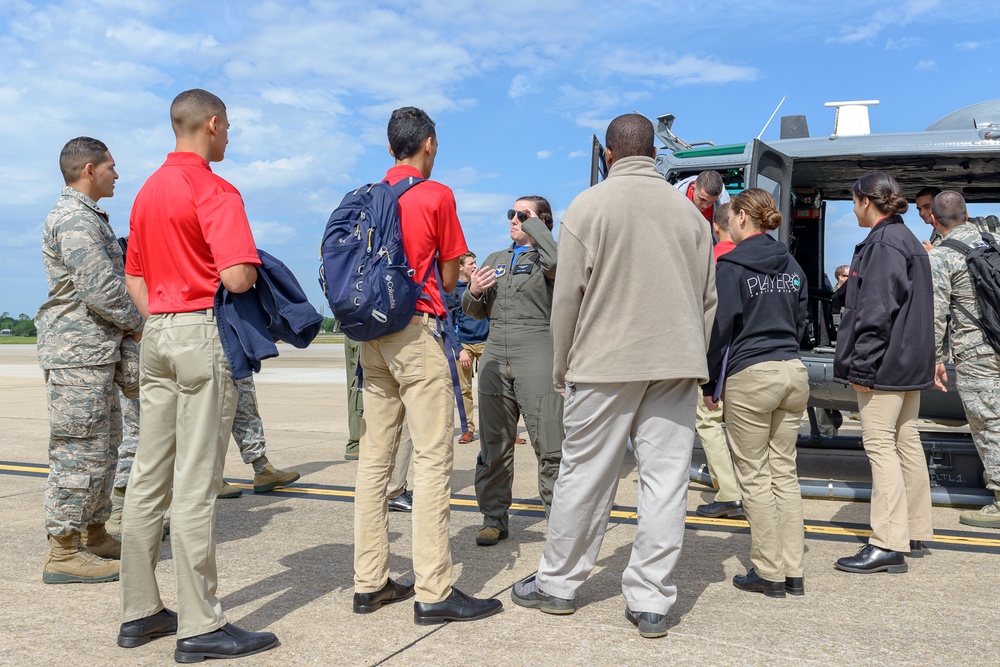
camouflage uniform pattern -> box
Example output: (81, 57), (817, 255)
(345, 337), (363, 453)
(36, 187), (142, 537)
(114, 337), (140, 489)
(930, 222), (1000, 491)
(36, 187), (143, 369)
(231, 375), (267, 464)
(929, 214), (1000, 247)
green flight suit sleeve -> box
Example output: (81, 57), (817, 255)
(522, 216), (558, 279)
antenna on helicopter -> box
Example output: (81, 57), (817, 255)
(756, 95), (788, 139)
(824, 100), (880, 137)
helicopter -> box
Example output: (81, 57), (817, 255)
(590, 99), (1000, 494)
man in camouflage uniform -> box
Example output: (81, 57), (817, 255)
(36, 137), (143, 583)
(919, 183), (1000, 251)
(928, 191), (1000, 529)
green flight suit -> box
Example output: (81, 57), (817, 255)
(345, 336), (363, 456)
(462, 216), (564, 531)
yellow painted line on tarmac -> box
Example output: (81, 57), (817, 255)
(0, 463), (47, 474)
(6, 464), (1000, 549)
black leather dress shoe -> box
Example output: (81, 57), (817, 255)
(785, 577), (804, 596)
(174, 623), (278, 663)
(834, 544), (908, 574)
(909, 540), (927, 558)
(695, 499), (744, 518)
(625, 607), (668, 638)
(117, 608), (178, 648)
(733, 568), (786, 598)
(353, 578), (416, 614)
(413, 587), (503, 625)
(388, 489), (413, 513)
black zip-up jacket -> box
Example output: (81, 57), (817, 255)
(704, 233), (808, 394)
(833, 214), (934, 391)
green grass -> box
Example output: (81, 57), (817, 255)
(310, 333), (345, 344)
(0, 336), (36, 344)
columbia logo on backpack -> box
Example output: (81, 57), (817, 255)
(319, 177), (430, 341)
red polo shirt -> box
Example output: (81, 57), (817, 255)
(126, 152), (260, 314)
(686, 183), (714, 223)
(384, 165), (468, 317)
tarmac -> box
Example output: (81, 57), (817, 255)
(1, 342), (997, 666)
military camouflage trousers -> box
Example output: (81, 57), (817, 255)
(44, 363), (119, 537)
(957, 362), (1000, 492)
(114, 374), (266, 488)
(114, 337), (140, 489)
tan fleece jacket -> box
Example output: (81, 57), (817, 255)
(551, 156), (717, 390)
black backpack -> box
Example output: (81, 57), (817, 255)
(940, 231), (1000, 355)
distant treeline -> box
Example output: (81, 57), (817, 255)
(0, 312), (36, 337)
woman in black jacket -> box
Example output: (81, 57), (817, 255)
(833, 172), (935, 574)
(704, 188), (809, 598)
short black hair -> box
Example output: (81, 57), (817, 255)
(59, 137), (109, 184)
(171, 89), (226, 137)
(931, 190), (967, 229)
(916, 186), (942, 200)
(605, 113), (654, 160)
(388, 107), (436, 160)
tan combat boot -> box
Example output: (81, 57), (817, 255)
(253, 462), (301, 494)
(959, 499), (1000, 529)
(106, 488), (126, 542)
(83, 522), (122, 559)
(42, 532), (120, 584)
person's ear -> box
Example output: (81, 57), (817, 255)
(387, 143), (396, 158)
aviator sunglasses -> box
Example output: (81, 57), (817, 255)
(507, 209), (529, 222)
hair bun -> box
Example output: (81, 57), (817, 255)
(888, 193), (909, 215)
(762, 207), (782, 230)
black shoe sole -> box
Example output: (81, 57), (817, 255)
(413, 603), (503, 625)
(733, 583), (786, 598)
(510, 591), (575, 615)
(174, 638), (279, 663)
(834, 562), (908, 574)
(353, 588), (416, 614)
(117, 629), (177, 648)
(625, 610), (668, 638)
(785, 587), (805, 596)
(695, 507), (745, 518)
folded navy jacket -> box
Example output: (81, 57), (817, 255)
(215, 248), (324, 380)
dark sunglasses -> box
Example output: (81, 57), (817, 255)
(507, 209), (529, 223)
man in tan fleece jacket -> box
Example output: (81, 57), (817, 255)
(511, 113), (717, 639)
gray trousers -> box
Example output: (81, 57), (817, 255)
(536, 379), (696, 615)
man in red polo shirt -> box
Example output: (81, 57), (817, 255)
(351, 107), (502, 624)
(117, 89), (279, 662)
(674, 171), (730, 226)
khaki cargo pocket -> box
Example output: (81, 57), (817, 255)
(170, 339), (215, 392)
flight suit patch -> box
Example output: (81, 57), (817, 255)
(494, 264), (507, 277)
(513, 264), (532, 275)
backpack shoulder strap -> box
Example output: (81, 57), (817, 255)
(940, 237), (972, 255)
(386, 176), (425, 199)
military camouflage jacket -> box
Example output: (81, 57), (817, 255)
(930, 215), (1000, 247)
(35, 187), (142, 369)
(929, 222), (1000, 372)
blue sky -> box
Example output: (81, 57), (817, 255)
(2, 0), (997, 317)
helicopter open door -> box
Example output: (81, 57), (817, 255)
(590, 135), (607, 186)
(746, 139), (793, 244)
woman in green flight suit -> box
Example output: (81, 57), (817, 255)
(462, 196), (564, 546)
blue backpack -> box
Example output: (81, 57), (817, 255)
(319, 177), (429, 341)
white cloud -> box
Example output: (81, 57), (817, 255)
(956, 40), (985, 50)
(536, 150), (552, 159)
(249, 220), (298, 245)
(568, 150), (585, 159)
(508, 74), (538, 99)
(598, 51), (757, 86)
(827, 0), (939, 44)
(915, 59), (936, 71)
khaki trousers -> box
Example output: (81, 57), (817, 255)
(724, 360), (808, 581)
(857, 390), (934, 552)
(536, 380), (696, 615)
(120, 311), (238, 639)
(355, 316), (454, 603)
(695, 398), (741, 502)
(459, 342), (485, 435)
